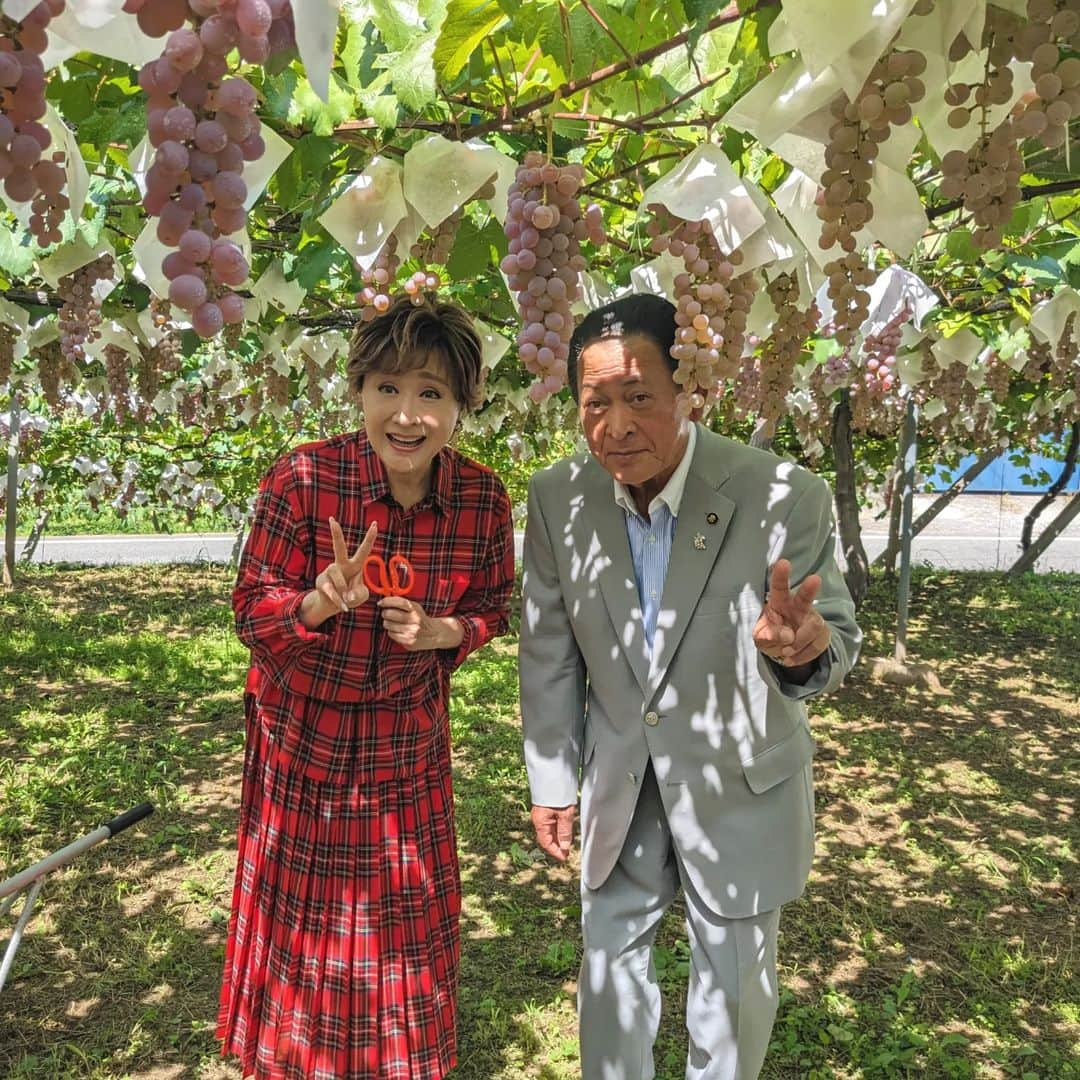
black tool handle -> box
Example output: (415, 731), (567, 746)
(104, 802), (155, 837)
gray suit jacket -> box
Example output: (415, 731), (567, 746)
(518, 426), (861, 918)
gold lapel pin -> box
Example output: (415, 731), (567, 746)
(693, 533), (706, 550)
(706, 512), (718, 525)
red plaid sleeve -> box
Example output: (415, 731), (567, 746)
(444, 484), (514, 671)
(233, 458), (336, 685)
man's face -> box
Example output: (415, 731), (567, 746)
(577, 333), (691, 498)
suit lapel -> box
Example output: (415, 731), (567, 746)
(647, 433), (736, 693)
(580, 459), (651, 695)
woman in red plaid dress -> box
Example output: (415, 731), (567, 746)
(218, 296), (515, 1078)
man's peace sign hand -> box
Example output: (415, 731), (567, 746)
(300, 517), (379, 629)
(753, 559), (831, 670)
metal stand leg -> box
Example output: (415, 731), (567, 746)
(0, 879), (43, 993)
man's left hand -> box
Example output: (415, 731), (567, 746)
(753, 559), (831, 671)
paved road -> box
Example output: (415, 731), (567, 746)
(14, 494), (1080, 572)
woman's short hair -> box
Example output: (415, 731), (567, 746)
(347, 295), (484, 411)
(567, 294), (678, 402)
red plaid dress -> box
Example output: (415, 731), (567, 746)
(217, 430), (514, 1079)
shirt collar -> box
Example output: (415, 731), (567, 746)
(355, 429), (453, 515)
(613, 423), (697, 520)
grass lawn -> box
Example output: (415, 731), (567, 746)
(0, 565), (1076, 1079)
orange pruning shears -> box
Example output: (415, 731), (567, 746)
(362, 553), (416, 597)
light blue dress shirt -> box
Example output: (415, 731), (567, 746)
(614, 425), (697, 655)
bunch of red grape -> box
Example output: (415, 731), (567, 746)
(127, 0), (289, 337)
(789, 365), (838, 458)
(0, 321), (16, 385)
(823, 251), (876, 347)
(938, 123), (1023, 251)
(412, 180), (499, 275)
(921, 350), (980, 442)
(939, 12), (1031, 250)
(1013, 0), (1080, 148)
(57, 253), (114, 362)
(36, 338), (69, 407)
(818, 340), (854, 394)
(302, 351), (327, 410)
(979, 350), (1013, 403)
(103, 343), (132, 421)
(815, 42), (927, 345)
(1020, 337), (1051, 384)
(816, 47), (927, 253)
(646, 206), (758, 414)
(502, 152), (605, 401)
(135, 305), (184, 418)
(0, 1), (69, 247)
(737, 275), (818, 423)
(848, 305), (911, 433)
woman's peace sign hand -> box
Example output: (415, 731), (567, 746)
(300, 517), (378, 629)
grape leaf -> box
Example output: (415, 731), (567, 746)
(291, 233), (351, 292)
(0, 228), (36, 280)
(434, 0), (508, 82)
(680, 0), (729, 46)
(263, 68), (358, 136)
(368, 0), (449, 110)
(448, 216), (505, 280)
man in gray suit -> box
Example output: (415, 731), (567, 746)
(518, 294), (861, 1079)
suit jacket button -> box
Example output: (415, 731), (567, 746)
(644, 710), (659, 726)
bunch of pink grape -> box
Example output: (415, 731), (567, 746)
(364, 176), (502, 318)
(126, 0), (291, 337)
(646, 206), (758, 415)
(57, 254), (114, 362)
(356, 235), (443, 321)
(1, 1), (69, 247)
(820, 351), (854, 395)
(858, 303), (910, 399)
(357, 234), (402, 321)
(502, 152), (605, 401)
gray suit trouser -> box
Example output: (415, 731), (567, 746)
(579, 762), (781, 1080)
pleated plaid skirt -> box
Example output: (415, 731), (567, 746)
(217, 703), (461, 1079)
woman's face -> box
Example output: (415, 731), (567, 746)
(360, 351), (462, 486)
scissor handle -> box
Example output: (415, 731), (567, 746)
(363, 555), (388, 595)
(386, 554), (414, 596)
(363, 553), (415, 597)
